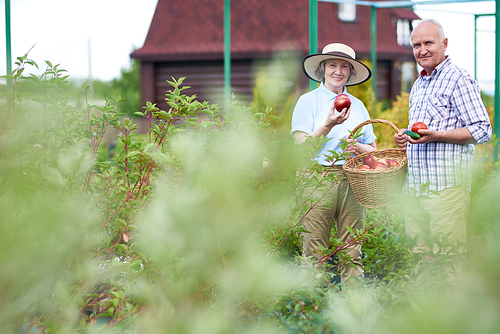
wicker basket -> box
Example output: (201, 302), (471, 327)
(342, 119), (407, 209)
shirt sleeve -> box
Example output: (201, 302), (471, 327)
(453, 76), (492, 144)
(290, 94), (314, 136)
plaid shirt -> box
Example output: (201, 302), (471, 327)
(405, 56), (492, 196)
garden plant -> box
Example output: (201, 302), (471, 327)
(1, 53), (500, 334)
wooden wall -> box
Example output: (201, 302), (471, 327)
(137, 58), (401, 132)
(142, 59), (256, 113)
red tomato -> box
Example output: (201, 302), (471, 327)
(411, 122), (428, 133)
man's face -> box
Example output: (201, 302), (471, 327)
(410, 22), (448, 75)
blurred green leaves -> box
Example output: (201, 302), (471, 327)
(1, 51), (500, 334)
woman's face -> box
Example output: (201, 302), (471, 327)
(323, 59), (351, 94)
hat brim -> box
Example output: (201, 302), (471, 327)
(302, 53), (372, 86)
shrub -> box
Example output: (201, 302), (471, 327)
(2, 53), (500, 334)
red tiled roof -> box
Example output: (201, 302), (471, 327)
(131, 0), (419, 62)
(391, 7), (420, 21)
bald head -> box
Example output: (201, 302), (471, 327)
(412, 19), (445, 41)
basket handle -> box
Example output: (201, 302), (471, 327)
(345, 119), (404, 160)
(349, 119), (400, 139)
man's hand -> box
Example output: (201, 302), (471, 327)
(406, 128), (434, 144)
(394, 129), (408, 151)
(406, 127), (476, 145)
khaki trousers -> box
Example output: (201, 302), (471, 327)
(403, 185), (470, 254)
(302, 167), (366, 282)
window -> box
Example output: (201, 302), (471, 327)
(397, 19), (411, 46)
(400, 61), (416, 93)
(338, 1), (356, 22)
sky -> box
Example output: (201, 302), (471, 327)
(0, 0), (497, 93)
(0, 0), (158, 81)
(413, 1), (496, 93)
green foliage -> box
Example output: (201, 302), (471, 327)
(1, 54), (311, 333)
(88, 60), (141, 118)
(250, 51), (303, 135)
(480, 90), (494, 108)
(2, 52), (500, 334)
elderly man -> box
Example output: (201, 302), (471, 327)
(394, 19), (492, 255)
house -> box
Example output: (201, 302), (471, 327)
(131, 0), (419, 111)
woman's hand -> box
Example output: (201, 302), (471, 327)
(344, 138), (358, 155)
(344, 137), (377, 156)
(326, 105), (350, 127)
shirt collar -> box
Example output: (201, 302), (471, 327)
(420, 55), (451, 78)
(319, 83), (348, 100)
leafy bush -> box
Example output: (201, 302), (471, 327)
(2, 53), (500, 334)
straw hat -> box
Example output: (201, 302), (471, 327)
(302, 43), (372, 86)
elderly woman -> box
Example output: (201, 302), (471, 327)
(291, 43), (377, 284)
